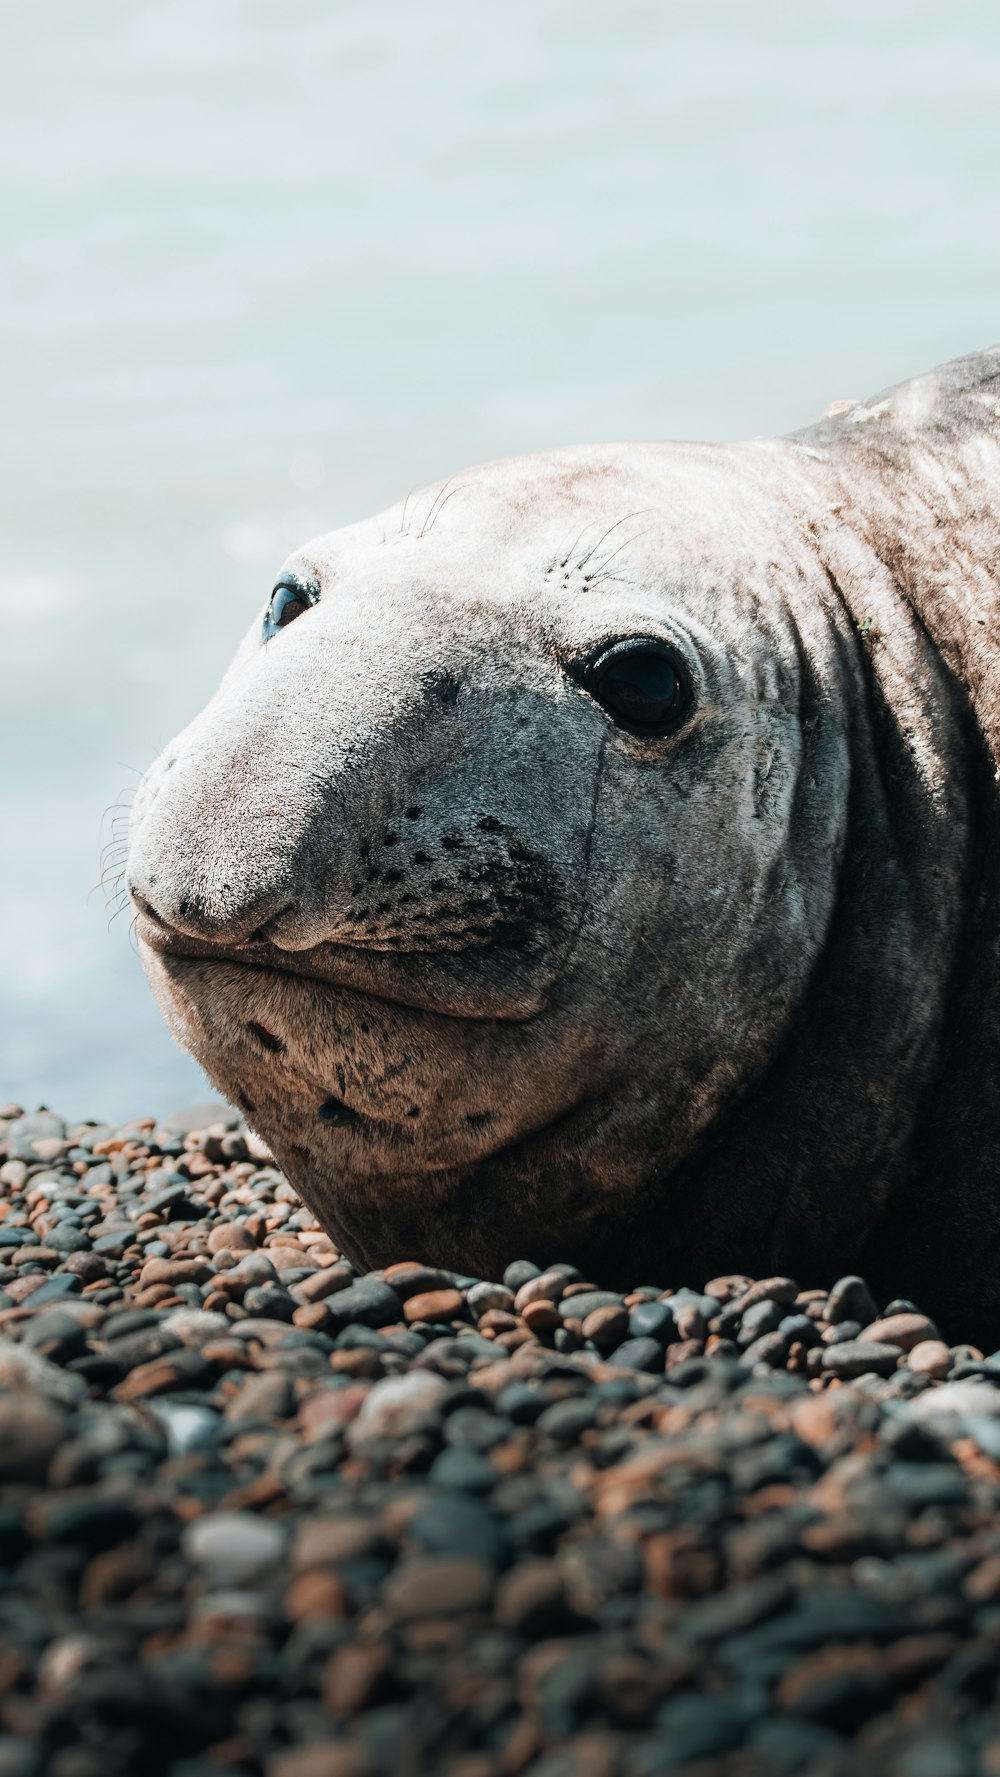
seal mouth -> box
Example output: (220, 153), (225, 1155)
(134, 912), (558, 1023)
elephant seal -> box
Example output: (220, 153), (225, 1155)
(128, 347), (1000, 1342)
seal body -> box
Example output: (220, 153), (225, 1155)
(128, 349), (1000, 1341)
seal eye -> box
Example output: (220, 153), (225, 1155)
(583, 638), (693, 735)
(263, 582), (315, 641)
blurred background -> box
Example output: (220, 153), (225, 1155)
(2, 0), (998, 1121)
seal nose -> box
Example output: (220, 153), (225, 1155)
(128, 866), (298, 948)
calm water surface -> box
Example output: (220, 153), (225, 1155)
(2, 0), (1000, 1119)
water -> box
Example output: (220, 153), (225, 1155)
(2, 0), (999, 1121)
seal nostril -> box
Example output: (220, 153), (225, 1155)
(317, 1096), (359, 1127)
(248, 1022), (286, 1054)
(247, 901), (297, 945)
(132, 891), (163, 925)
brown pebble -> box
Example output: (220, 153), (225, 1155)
(64, 1251), (109, 1281)
(292, 1302), (332, 1332)
(79, 1545), (152, 1609)
(882, 1633), (957, 1683)
(269, 1745), (375, 1777)
(906, 1339), (952, 1377)
(293, 1515), (383, 1570)
(113, 1357), (192, 1401)
(284, 1569), (350, 1621)
(965, 1554), (1000, 1603)
(495, 1559), (567, 1634)
(513, 1271), (567, 1311)
(207, 1223), (255, 1253)
(582, 1305), (630, 1352)
(202, 1338), (256, 1370)
(776, 1642), (876, 1711)
(403, 1288), (463, 1323)
(673, 1304), (707, 1341)
(861, 1312), (940, 1351)
(478, 1308), (520, 1335)
(330, 1348), (384, 1379)
(521, 1299), (560, 1334)
(138, 1256), (212, 1288)
(665, 1339), (704, 1368)
(383, 1262), (453, 1298)
(0, 1396), (66, 1482)
(298, 1386), (369, 1439)
(131, 1283), (179, 1308)
(224, 1371), (294, 1423)
(382, 1556), (493, 1621)
(12, 1247), (62, 1268)
(497, 1328), (537, 1351)
(704, 1274), (754, 1302)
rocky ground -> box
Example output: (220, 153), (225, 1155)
(3, 1107), (1000, 1776)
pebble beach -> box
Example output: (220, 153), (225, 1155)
(4, 1104), (1000, 1776)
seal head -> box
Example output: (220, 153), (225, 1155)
(129, 350), (1000, 1338)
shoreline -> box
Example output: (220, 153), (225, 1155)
(1, 1102), (1000, 1773)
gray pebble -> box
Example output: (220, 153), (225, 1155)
(821, 1340), (903, 1378)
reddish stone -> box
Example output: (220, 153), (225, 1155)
(284, 1569), (350, 1622)
(521, 1300), (560, 1334)
(403, 1288), (462, 1323)
(513, 1271), (566, 1311)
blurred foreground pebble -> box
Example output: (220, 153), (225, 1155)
(4, 1104), (1000, 1774)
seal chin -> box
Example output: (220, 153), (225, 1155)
(134, 912), (595, 1178)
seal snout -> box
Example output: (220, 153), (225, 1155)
(126, 862), (302, 951)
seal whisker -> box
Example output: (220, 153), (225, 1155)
(416, 474), (460, 538)
(587, 522), (663, 576)
(92, 862), (128, 907)
(417, 483), (463, 538)
(397, 486), (417, 538)
(558, 519), (600, 570)
(577, 508), (659, 569)
(106, 890), (133, 933)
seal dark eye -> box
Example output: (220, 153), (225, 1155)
(582, 637), (693, 735)
(263, 581), (316, 642)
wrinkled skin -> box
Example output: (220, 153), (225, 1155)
(129, 349), (1000, 1341)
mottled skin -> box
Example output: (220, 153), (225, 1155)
(128, 349), (1000, 1342)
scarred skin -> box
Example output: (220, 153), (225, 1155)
(128, 349), (1000, 1342)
